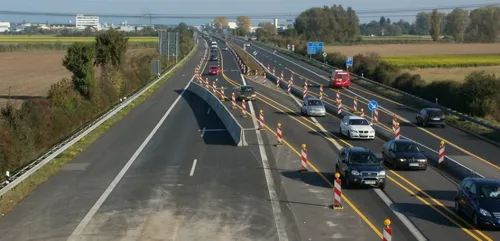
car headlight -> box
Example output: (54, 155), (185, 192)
(399, 158), (406, 162)
(419, 159), (427, 163)
(479, 208), (491, 217)
(351, 130), (358, 133)
(379, 170), (386, 176)
(370, 130), (375, 133)
(251, 94), (256, 97)
(351, 170), (360, 176)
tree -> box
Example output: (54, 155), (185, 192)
(62, 42), (96, 98)
(465, 6), (500, 42)
(213, 16), (229, 30)
(236, 16), (251, 36)
(430, 9), (442, 41)
(445, 8), (469, 42)
(94, 29), (129, 69)
(256, 22), (277, 40)
(414, 12), (431, 35)
(379, 16), (386, 26)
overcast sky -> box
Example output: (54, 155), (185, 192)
(1, 0), (498, 25)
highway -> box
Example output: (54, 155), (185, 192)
(0, 43), (283, 241)
(231, 37), (500, 180)
(214, 38), (500, 241)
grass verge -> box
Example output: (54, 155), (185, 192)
(0, 42), (157, 52)
(383, 54), (500, 68)
(229, 43), (265, 75)
(0, 43), (198, 216)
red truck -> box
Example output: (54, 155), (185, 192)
(329, 70), (351, 88)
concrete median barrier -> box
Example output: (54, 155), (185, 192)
(187, 82), (247, 146)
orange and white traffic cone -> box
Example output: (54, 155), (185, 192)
(392, 114), (398, 132)
(319, 84), (324, 100)
(205, 78), (210, 89)
(276, 123), (283, 146)
(360, 108), (365, 118)
(383, 219), (392, 241)
(299, 144), (308, 172)
(394, 122), (401, 140)
(259, 110), (265, 130)
(333, 172), (343, 209)
(354, 96), (358, 111)
(212, 81), (217, 93)
(303, 83), (308, 100)
(242, 99), (247, 117)
(438, 140), (445, 164)
(337, 99), (342, 115)
(231, 92), (237, 109)
(220, 87), (226, 101)
(374, 109), (379, 122)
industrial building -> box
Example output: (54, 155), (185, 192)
(0, 22), (10, 32)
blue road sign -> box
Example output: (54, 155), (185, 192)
(307, 42), (324, 55)
(368, 100), (378, 111)
(346, 57), (353, 67)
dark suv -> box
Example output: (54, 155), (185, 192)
(335, 147), (386, 190)
(416, 108), (446, 128)
(455, 177), (500, 228)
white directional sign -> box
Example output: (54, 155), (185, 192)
(323, 53), (327, 57)
(253, 51), (257, 56)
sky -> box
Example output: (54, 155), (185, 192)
(1, 0), (498, 25)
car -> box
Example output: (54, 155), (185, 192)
(208, 65), (221, 75)
(210, 54), (219, 61)
(335, 146), (386, 190)
(235, 85), (256, 101)
(455, 177), (500, 228)
(382, 139), (427, 170)
(211, 47), (218, 52)
(301, 96), (326, 117)
(416, 108), (446, 128)
(223, 47), (228, 51)
(329, 70), (351, 88)
(339, 116), (375, 140)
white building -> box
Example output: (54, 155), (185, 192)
(228, 21), (237, 29)
(76, 14), (100, 30)
(0, 22), (10, 32)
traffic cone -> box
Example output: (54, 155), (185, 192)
(299, 144), (308, 172)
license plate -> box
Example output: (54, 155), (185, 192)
(364, 181), (376, 185)
(432, 118), (440, 121)
(409, 163), (419, 167)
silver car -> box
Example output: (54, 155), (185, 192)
(301, 96), (326, 117)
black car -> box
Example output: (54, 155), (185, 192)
(455, 177), (500, 228)
(416, 108), (446, 128)
(210, 54), (219, 61)
(382, 139), (427, 170)
(335, 147), (386, 190)
(235, 85), (256, 101)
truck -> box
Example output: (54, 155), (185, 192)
(329, 70), (351, 88)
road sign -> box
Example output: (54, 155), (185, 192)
(368, 100), (378, 111)
(253, 51), (257, 56)
(307, 42), (324, 55)
(346, 57), (353, 67)
(323, 53), (327, 57)
(287, 44), (291, 50)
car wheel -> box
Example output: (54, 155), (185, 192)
(422, 120), (427, 127)
(339, 126), (342, 135)
(392, 161), (398, 170)
(454, 200), (460, 214)
(378, 182), (385, 190)
(473, 213), (479, 228)
(345, 176), (353, 189)
(347, 130), (352, 139)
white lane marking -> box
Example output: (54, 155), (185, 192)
(67, 75), (196, 241)
(240, 74), (289, 241)
(199, 128), (227, 132)
(189, 159), (198, 176)
(201, 127), (206, 137)
(287, 92), (427, 241)
(207, 108), (211, 115)
(374, 189), (428, 241)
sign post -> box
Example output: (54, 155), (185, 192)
(323, 52), (327, 65)
(368, 100), (378, 124)
(346, 57), (353, 70)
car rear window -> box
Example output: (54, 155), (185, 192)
(349, 119), (370, 125)
(308, 100), (322, 106)
(241, 86), (254, 92)
(428, 110), (444, 117)
(210, 66), (217, 70)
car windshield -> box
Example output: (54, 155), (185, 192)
(241, 86), (254, 92)
(337, 73), (348, 79)
(394, 142), (421, 152)
(479, 185), (500, 199)
(349, 119), (370, 125)
(428, 110), (443, 117)
(350, 153), (380, 165)
(307, 100), (322, 106)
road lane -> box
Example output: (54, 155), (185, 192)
(234, 39), (500, 179)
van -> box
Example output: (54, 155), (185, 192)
(329, 70), (351, 88)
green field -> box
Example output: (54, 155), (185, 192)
(361, 34), (433, 41)
(0, 35), (158, 43)
(382, 54), (500, 68)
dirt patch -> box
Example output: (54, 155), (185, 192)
(324, 43), (500, 57)
(0, 48), (156, 108)
(409, 66), (500, 82)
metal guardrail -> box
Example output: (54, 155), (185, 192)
(0, 39), (201, 197)
(233, 36), (500, 133)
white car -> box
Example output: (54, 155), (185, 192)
(339, 116), (375, 140)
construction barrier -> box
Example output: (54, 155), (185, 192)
(276, 123), (283, 146)
(333, 172), (343, 210)
(287, 80), (292, 93)
(392, 114), (398, 132)
(231, 92), (236, 109)
(276, 77), (280, 89)
(319, 84), (324, 100)
(394, 122), (401, 140)
(337, 99), (342, 115)
(303, 83), (308, 99)
(299, 144), (308, 172)
(439, 140), (445, 164)
(374, 109), (379, 122)
(360, 108), (365, 118)
(220, 87), (226, 101)
(259, 110), (265, 130)
(383, 219), (392, 241)
(336, 90), (340, 103)
(242, 99), (247, 117)
(354, 96), (358, 111)
(263, 73), (267, 84)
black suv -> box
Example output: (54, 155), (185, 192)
(455, 177), (500, 228)
(416, 108), (446, 128)
(335, 147), (386, 190)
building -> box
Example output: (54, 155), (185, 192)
(76, 14), (100, 30)
(274, 18), (278, 28)
(228, 21), (237, 29)
(0, 22), (10, 32)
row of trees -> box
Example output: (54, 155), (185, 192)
(213, 16), (251, 36)
(360, 6), (500, 42)
(0, 24), (194, 177)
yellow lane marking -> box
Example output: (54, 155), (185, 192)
(388, 175), (485, 241)
(277, 64), (500, 170)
